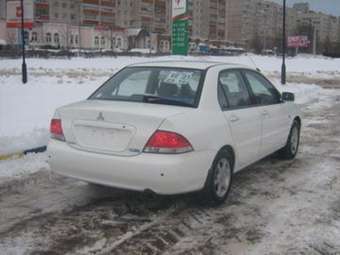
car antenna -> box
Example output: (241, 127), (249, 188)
(247, 54), (261, 72)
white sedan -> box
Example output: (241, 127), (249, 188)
(48, 61), (301, 204)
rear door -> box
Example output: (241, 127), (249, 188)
(242, 70), (291, 157)
(218, 69), (262, 169)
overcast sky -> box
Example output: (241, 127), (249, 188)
(270, 0), (340, 16)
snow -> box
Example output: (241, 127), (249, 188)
(0, 54), (338, 176)
(0, 152), (49, 179)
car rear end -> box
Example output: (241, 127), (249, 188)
(47, 65), (212, 194)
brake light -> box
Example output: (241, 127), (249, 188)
(50, 119), (65, 141)
(144, 130), (193, 154)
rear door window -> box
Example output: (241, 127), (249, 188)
(218, 70), (252, 109)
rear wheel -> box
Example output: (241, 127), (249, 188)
(278, 120), (300, 159)
(202, 151), (233, 205)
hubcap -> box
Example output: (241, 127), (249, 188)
(213, 158), (231, 198)
(290, 126), (299, 155)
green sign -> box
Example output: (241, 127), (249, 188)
(172, 19), (189, 55)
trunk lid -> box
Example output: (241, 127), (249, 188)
(58, 100), (192, 156)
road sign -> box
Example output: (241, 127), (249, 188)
(288, 36), (310, 48)
(172, 19), (189, 55)
(6, 0), (34, 29)
(172, 0), (188, 55)
(34, 0), (49, 21)
(172, 0), (187, 19)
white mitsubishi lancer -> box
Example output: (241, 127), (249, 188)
(48, 61), (301, 204)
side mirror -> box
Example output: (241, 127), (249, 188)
(282, 92), (295, 102)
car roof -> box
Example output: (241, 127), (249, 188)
(128, 60), (254, 71)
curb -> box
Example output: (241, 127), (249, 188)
(0, 146), (47, 161)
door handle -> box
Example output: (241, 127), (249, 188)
(230, 115), (240, 122)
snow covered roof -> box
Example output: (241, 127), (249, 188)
(129, 60), (251, 70)
(127, 28), (142, 37)
(0, 39), (7, 45)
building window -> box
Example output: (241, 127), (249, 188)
(94, 36), (99, 47)
(54, 13), (59, 18)
(62, 2), (67, 8)
(112, 37), (116, 48)
(70, 14), (76, 20)
(31, 32), (38, 42)
(117, 37), (122, 48)
(46, 33), (51, 43)
(75, 35), (79, 45)
(101, 37), (105, 46)
(54, 33), (59, 44)
(70, 34), (74, 44)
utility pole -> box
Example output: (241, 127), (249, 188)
(313, 26), (317, 55)
(281, 0), (286, 85)
(20, 0), (27, 84)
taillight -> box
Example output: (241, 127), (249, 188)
(50, 119), (65, 141)
(144, 130), (193, 154)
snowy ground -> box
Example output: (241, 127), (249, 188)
(1, 54), (340, 254)
(0, 85), (339, 255)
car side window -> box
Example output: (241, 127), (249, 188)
(218, 70), (252, 109)
(243, 71), (281, 105)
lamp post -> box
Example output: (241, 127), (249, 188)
(281, 0), (286, 85)
(20, 0), (27, 84)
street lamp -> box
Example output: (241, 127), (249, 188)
(281, 0), (286, 85)
(20, 0), (27, 84)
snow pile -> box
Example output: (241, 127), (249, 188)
(1, 54), (340, 76)
(0, 152), (49, 179)
(272, 79), (323, 105)
(0, 74), (105, 155)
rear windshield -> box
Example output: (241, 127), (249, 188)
(89, 67), (204, 108)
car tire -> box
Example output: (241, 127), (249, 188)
(202, 150), (233, 205)
(278, 120), (300, 160)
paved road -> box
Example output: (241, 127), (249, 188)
(0, 89), (340, 255)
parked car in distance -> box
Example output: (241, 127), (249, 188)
(48, 61), (301, 204)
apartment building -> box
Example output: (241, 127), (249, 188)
(0, 0), (5, 45)
(116, 0), (170, 34)
(49, 0), (80, 25)
(225, 0), (297, 50)
(1, 0), (340, 53)
(338, 18), (340, 43)
(295, 3), (340, 53)
(80, 0), (115, 27)
(225, 0), (257, 48)
(0, 0), (6, 19)
(187, 0), (226, 43)
(114, 0), (171, 51)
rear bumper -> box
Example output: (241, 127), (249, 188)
(47, 140), (216, 195)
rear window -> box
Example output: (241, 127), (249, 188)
(89, 67), (204, 108)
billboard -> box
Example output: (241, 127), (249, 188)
(34, 0), (49, 21)
(172, 0), (187, 19)
(288, 36), (310, 48)
(172, 19), (189, 55)
(172, 0), (188, 55)
(6, 0), (34, 29)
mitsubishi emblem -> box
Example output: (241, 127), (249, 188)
(97, 112), (105, 121)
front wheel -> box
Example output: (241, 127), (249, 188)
(278, 120), (300, 160)
(202, 151), (233, 205)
